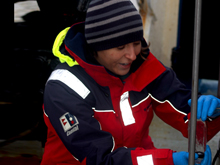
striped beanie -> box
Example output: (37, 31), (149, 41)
(85, 0), (143, 51)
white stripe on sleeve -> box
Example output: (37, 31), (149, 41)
(47, 69), (90, 99)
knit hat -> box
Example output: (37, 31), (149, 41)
(85, 0), (143, 51)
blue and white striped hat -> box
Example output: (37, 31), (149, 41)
(85, 0), (143, 51)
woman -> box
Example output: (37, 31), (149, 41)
(41, 0), (220, 164)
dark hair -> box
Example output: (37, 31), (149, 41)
(140, 42), (150, 60)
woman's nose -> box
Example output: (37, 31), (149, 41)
(125, 45), (137, 61)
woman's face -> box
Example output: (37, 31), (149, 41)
(96, 41), (141, 76)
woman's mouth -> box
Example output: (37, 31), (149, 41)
(120, 63), (129, 65)
(119, 63), (131, 69)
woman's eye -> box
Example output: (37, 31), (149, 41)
(117, 45), (125, 50)
(134, 42), (141, 46)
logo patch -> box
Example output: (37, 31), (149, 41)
(60, 112), (79, 132)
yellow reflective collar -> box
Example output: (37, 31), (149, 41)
(52, 27), (79, 67)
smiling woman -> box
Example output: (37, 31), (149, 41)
(95, 41), (141, 76)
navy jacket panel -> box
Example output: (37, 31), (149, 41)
(148, 66), (191, 114)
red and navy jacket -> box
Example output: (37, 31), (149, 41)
(41, 22), (220, 165)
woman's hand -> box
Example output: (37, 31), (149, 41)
(188, 95), (220, 121)
(172, 145), (211, 165)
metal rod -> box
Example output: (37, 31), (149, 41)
(188, 0), (202, 164)
(218, 56), (220, 99)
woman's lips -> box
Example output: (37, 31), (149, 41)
(119, 63), (131, 69)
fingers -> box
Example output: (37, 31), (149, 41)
(200, 145), (211, 165)
(201, 96), (211, 121)
(189, 95), (220, 121)
(207, 99), (218, 117)
(201, 96), (219, 121)
(172, 151), (190, 165)
(206, 145), (212, 165)
(188, 99), (191, 107)
(197, 96), (204, 120)
(183, 152), (189, 165)
(195, 153), (198, 160)
(188, 97), (204, 119)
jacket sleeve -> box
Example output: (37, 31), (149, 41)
(148, 66), (220, 140)
(44, 74), (174, 165)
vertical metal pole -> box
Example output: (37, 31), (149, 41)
(188, 0), (202, 165)
(218, 56), (220, 99)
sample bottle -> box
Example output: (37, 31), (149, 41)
(188, 119), (207, 164)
